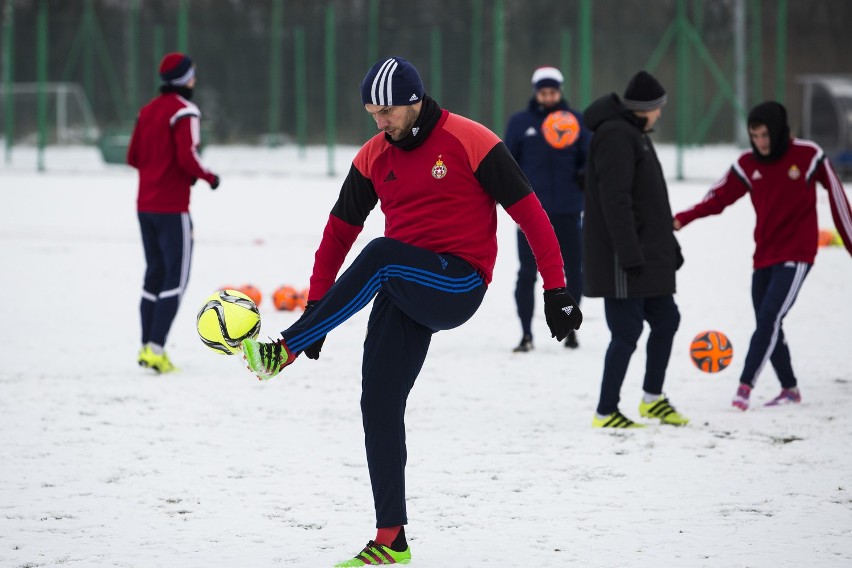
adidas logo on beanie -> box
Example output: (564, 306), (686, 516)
(361, 56), (424, 107)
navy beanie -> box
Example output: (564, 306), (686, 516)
(360, 57), (424, 106)
(623, 70), (667, 111)
(159, 53), (195, 86)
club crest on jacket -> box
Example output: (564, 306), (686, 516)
(788, 164), (801, 180)
(432, 155), (447, 179)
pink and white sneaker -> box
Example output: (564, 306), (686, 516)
(732, 384), (752, 411)
(764, 387), (801, 407)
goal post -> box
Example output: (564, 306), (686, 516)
(0, 82), (100, 146)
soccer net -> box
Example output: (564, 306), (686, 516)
(0, 82), (99, 145)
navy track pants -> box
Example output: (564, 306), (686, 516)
(596, 295), (680, 416)
(281, 237), (487, 527)
(515, 212), (582, 338)
(138, 212), (192, 347)
(740, 261), (811, 389)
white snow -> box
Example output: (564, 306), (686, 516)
(1, 142), (851, 568)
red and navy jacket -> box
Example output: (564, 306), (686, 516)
(127, 92), (216, 213)
(675, 138), (852, 268)
(309, 97), (566, 300)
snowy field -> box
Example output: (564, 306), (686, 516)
(1, 143), (851, 568)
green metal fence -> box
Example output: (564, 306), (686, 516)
(2, 0), (850, 173)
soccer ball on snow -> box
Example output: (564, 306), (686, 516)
(237, 283), (263, 307)
(689, 330), (733, 373)
(196, 289), (261, 355)
(272, 285), (300, 311)
(273, 285), (309, 311)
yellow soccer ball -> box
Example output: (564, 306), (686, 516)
(196, 289), (261, 355)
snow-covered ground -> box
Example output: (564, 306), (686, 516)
(1, 143), (851, 567)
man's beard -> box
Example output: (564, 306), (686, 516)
(388, 106), (418, 141)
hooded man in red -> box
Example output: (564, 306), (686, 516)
(674, 101), (852, 410)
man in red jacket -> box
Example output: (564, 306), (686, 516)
(674, 101), (852, 410)
(241, 56), (582, 566)
(127, 52), (219, 373)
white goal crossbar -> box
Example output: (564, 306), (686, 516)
(0, 82), (100, 144)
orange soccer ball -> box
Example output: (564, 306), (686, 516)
(237, 284), (263, 307)
(296, 287), (310, 311)
(818, 228), (842, 247)
(690, 330), (733, 373)
(272, 285), (301, 311)
(541, 110), (580, 149)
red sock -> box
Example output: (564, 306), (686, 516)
(374, 526), (401, 547)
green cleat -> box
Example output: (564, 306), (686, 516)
(334, 541), (411, 566)
(639, 396), (689, 426)
(138, 345), (176, 374)
(241, 337), (296, 381)
(592, 410), (644, 428)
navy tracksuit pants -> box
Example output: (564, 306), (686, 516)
(740, 261), (810, 389)
(281, 237), (486, 528)
(138, 212), (193, 347)
(515, 212), (582, 338)
(596, 295), (680, 416)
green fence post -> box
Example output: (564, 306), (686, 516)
(153, 25), (164, 93)
(468, 0), (482, 122)
(430, 27), (442, 104)
(3, 0), (14, 164)
(36, 0), (48, 172)
(294, 26), (307, 158)
(734, 0), (747, 146)
(83, 0), (94, 110)
(491, 0), (504, 131)
(775, 0), (787, 102)
(578, 0), (592, 109)
(367, 0), (379, 67)
(267, 0), (283, 147)
(749, 0), (762, 104)
(366, 0), (379, 139)
(325, 5), (336, 177)
(560, 29), (572, 104)
(692, 0), (705, 123)
(675, 0), (687, 180)
(177, 0), (189, 53)
(127, 0), (139, 119)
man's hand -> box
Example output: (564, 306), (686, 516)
(543, 287), (583, 341)
(302, 300), (326, 360)
(209, 175), (220, 190)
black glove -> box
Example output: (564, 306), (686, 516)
(209, 175), (220, 190)
(543, 287), (583, 341)
(302, 300), (326, 360)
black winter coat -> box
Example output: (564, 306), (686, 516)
(582, 93), (682, 298)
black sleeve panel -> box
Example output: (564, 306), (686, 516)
(330, 163), (379, 227)
(473, 141), (534, 209)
